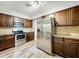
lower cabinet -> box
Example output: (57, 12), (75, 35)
(5, 35), (15, 49)
(54, 37), (64, 56)
(0, 34), (15, 51)
(78, 47), (79, 57)
(0, 36), (5, 50)
(26, 32), (34, 42)
(53, 36), (79, 58)
(64, 39), (78, 58)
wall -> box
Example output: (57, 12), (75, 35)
(33, 20), (37, 41)
(56, 26), (79, 35)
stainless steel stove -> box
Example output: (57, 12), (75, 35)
(14, 32), (26, 47)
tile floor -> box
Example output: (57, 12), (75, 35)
(0, 40), (62, 58)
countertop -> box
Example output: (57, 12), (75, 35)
(0, 31), (34, 35)
(54, 34), (79, 39)
(0, 33), (14, 35)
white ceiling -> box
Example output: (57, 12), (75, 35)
(0, 1), (79, 19)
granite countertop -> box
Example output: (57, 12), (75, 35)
(0, 31), (34, 35)
(54, 34), (79, 39)
(24, 31), (34, 33)
(0, 33), (14, 35)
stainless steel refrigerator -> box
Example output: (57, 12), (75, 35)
(37, 16), (55, 55)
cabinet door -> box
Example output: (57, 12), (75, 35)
(24, 19), (32, 28)
(5, 15), (14, 27)
(55, 9), (68, 26)
(54, 6), (79, 26)
(54, 37), (64, 56)
(0, 14), (5, 26)
(66, 8), (72, 25)
(5, 35), (15, 49)
(64, 39), (78, 58)
(0, 13), (14, 27)
(78, 46), (79, 57)
(71, 6), (79, 25)
(0, 36), (5, 50)
(26, 32), (34, 42)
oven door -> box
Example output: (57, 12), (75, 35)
(15, 33), (26, 46)
(17, 34), (25, 40)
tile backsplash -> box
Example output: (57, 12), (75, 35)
(0, 27), (34, 34)
(56, 26), (79, 35)
(0, 28), (12, 34)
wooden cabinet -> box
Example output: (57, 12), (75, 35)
(53, 36), (79, 58)
(26, 32), (34, 42)
(0, 36), (5, 50)
(0, 14), (5, 26)
(54, 6), (79, 26)
(71, 6), (79, 25)
(64, 39), (78, 58)
(55, 9), (68, 26)
(54, 37), (64, 56)
(0, 13), (14, 27)
(78, 46), (79, 57)
(5, 15), (14, 27)
(24, 19), (32, 28)
(0, 13), (33, 27)
(0, 34), (15, 51)
(5, 35), (15, 49)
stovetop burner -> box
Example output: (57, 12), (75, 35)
(13, 31), (24, 34)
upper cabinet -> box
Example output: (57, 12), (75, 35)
(0, 13), (14, 27)
(71, 6), (79, 25)
(0, 14), (3, 26)
(23, 19), (32, 28)
(54, 9), (68, 26)
(0, 13), (33, 28)
(54, 6), (79, 26)
(5, 14), (14, 27)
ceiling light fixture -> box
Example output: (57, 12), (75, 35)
(25, 1), (40, 8)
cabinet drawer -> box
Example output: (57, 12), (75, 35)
(64, 39), (79, 44)
(5, 35), (14, 39)
(54, 37), (64, 41)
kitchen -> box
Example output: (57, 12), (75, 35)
(0, 1), (79, 58)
